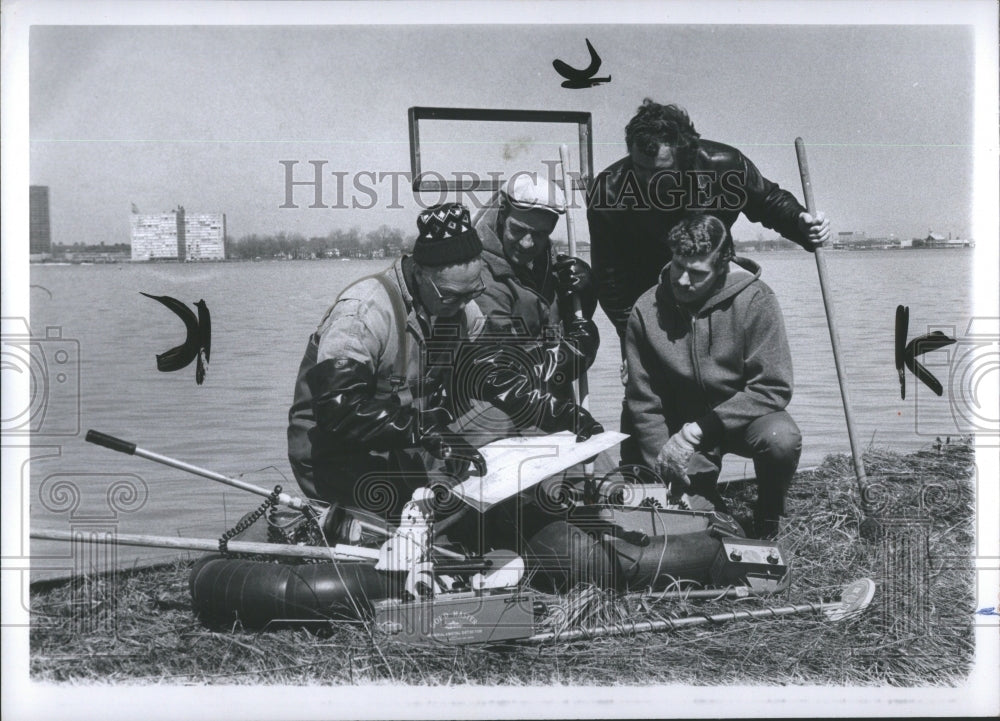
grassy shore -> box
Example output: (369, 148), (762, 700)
(30, 440), (976, 686)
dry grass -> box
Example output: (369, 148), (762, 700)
(30, 439), (976, 686)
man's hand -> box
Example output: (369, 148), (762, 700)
(574, 406), (604, 442)
(554, 254), (595, 296)
(798, 211), (830, 249)
(655, 423), (702, 490)
(419, 406), (454, 432)
(421, 431), (487, 477)
(563, 317), (600, 367)
(554, 254), (598, 318)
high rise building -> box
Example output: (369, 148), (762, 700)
(183, 213), (226, 260)
(130, 210), (182, 260)
(30, 185), (52, 256)
(130, 206), (226, 261)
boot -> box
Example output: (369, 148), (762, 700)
(752, 515), (781, 541)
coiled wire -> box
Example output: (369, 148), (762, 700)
(217, 484), (283, 554)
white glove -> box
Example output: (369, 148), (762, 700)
(655, 423), (703, 491)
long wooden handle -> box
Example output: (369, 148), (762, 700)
(558, 144), (585, 323)
(559, 144), (594, 480)
(31, 528), (379, 561)
(794, 138), (868, 493)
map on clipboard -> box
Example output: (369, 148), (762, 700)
(450, 431), (628, 513)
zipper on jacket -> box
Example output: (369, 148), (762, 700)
(687, 310), (714, 420)
(688, 312), (706, 393)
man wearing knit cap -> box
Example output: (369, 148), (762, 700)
(472, 174), (601, 410)
(287, 202), (603, 530)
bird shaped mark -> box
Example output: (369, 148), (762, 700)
(552, 39), (611, 89)
(141, 292), (212, 385)
(895, 305), (956, 399)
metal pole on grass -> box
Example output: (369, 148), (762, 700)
(83, 429), (463, 557)
(526, 578), (876, 644)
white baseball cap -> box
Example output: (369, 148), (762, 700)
(502, 174), (567, 215)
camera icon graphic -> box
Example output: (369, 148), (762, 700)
(913, 318), (999, 441)
(1, 316), (81, 436)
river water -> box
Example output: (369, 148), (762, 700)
(25, 250), (978, 574)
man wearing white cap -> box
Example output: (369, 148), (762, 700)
(471, 173), (600, 408)
(461, 175), (610, 574)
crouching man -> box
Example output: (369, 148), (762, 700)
(287, 202), (602, 532)
(624, 214), (802, 539)
(472, 173), (600, 395)
(467, 174), (602, 447)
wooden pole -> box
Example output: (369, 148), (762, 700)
(31, 528), (380, 561)
(794, 138), (869, 495)
(558, 144), (594, 484)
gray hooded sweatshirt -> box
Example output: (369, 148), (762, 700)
(624, 256), (793, 469)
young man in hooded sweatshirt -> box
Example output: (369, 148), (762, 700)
(624, 213), (802, 539)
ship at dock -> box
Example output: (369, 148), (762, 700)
(828, 230), (974, 251)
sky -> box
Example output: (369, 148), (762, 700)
(24, 12), (986, 247)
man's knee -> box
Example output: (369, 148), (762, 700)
(746, 412), (802, 461)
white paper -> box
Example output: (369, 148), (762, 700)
(451, 430), (627, 512)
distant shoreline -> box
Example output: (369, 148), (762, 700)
(28, 245), (977, 265)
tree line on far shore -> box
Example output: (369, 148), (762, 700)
(225, 229), (797, 259)
(227, 226), (411, 260)
(50, 226), (411, 261)
(51, 229), (798, 261)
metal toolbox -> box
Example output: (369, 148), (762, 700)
(374, 590), (537, 645)
(710, 538), (790, 593)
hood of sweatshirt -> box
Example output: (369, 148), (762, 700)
(473, 199), (518, 280)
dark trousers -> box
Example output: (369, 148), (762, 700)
(686, 411), (802, 530)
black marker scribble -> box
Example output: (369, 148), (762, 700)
(141, 292), (211, 385)
(896, 305), (956, 398)
(195, 299), (210, 385)
(895, 305), (909, 399)
(552, 38), (611, 89)
(31, 284), (54, 300)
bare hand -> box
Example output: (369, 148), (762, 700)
(798, 211), (830, 249)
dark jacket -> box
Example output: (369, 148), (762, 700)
(288, 256), (598, 506)
(624, 257), (793, 470)
(473, 201), (594, 392)
(588, 139), (811, 349)
(287, 259), (485, 503)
